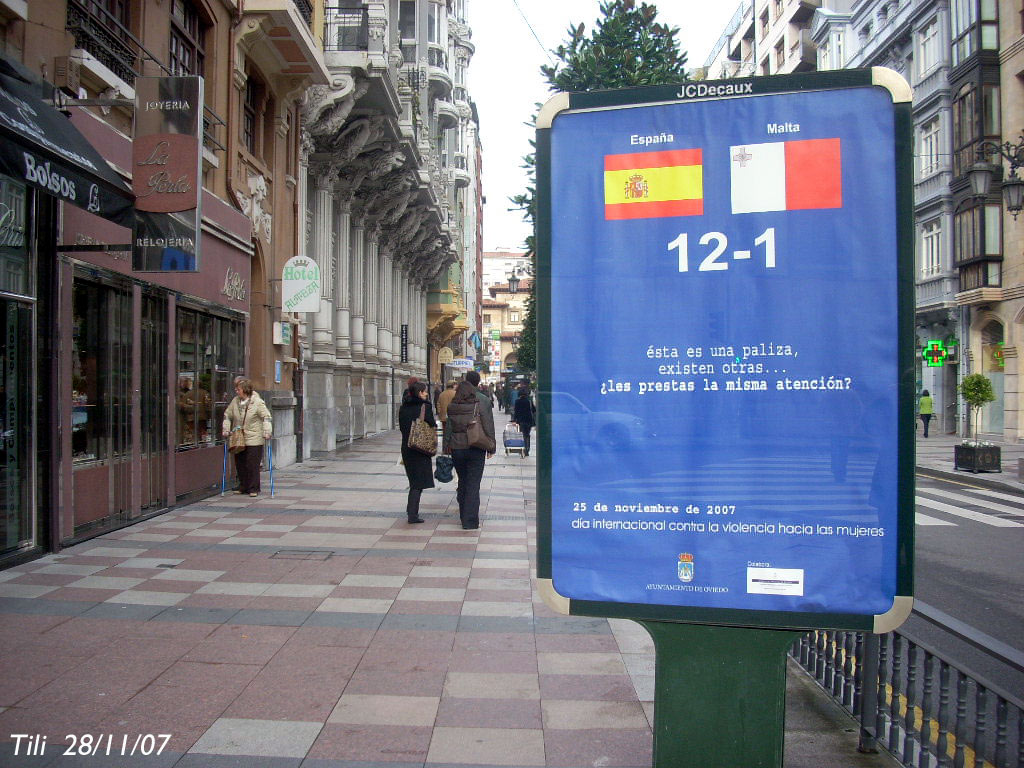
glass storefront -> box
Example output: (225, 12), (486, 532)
(176, 307), (245, 449)
(0, 173), (33, 557)
(71, 275), (133, 534)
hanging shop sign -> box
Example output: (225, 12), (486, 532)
(437, 348), (454, 365)
(401, 324), (409, 363)
(132, 76), (203, 271)
(282, 255), (321, 312)
(536, 69), (915, 633)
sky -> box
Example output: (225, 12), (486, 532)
(467, 1), (741, 251)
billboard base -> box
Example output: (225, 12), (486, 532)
(640, 620), (801, 768)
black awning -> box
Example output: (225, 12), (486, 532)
(0, 60), (134, 227)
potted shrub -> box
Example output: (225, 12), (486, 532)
(954, 373), (1000, 473)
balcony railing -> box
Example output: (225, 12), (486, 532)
(428, 47), (447, 69)
(324, 7), (369, 51)
(66, 0), (148, 85)
(790, 601), (1024, 768)
(292, 0), (313, 25)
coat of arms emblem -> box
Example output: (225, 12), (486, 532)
(677, 553), (694, 583)
(625, 173), (649, 200)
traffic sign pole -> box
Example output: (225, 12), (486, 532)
(640, 620), (800, 768)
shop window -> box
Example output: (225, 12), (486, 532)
(176, 307), (245, 449)
(0, 174), (29, 297)
(169, 0), (206, 77)
(72, 279), (132, 464)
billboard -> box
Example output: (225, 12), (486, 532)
(536, 70), (915, 632)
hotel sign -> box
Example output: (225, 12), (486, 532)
(132, 76), (203, 271)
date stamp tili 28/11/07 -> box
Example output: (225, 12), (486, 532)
(10, 733), (172, 758)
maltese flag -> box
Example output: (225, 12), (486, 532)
(730, 138), (842, 214)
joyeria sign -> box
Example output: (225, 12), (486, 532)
(132, 76), (203, 271)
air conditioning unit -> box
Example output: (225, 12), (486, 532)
(53, 56), (81, 95)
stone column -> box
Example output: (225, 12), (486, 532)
(364, 229), (379, 366)
(310, 169), (335, 362)
(350, 220), (365, 364)
(378, 250), (393, 367)
(393, 264), (403, 368)
(334, 200), (353, 444)
(335, 201), (352, 361)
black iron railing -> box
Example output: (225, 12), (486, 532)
(323, 7), (369, 51)
(791, 602), (1024, 768)
(292, 0), (314, 25)
(65, 0), (143, 84)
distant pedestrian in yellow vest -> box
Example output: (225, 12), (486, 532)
(919, 390), (934, 437)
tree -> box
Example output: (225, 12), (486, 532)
(959, 373), (996, 439)
(512, 0), (689, 372)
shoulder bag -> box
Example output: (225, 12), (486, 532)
(228, 400), (250, 454)
(466, 402), (496, 453)
(407, 403), (437, 456)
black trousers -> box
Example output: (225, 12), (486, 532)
(920, 414), (931, 437)
(234, 445), (262, 493)
(520, 425), (533, 456)
(452, 447), (486, 528)
(406, 487), (423, 520)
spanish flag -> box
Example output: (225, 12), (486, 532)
(604, 148), (703, 220)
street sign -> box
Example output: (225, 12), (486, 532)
(536, 70), (915, 634)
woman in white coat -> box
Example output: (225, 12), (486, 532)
(222, 378), (272, 497)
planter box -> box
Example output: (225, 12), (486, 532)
(954, 444), (1002, 473)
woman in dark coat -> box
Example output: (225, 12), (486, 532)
(445, 379), (496, 530)
(398, 381), (436, 523)
(511, 386), (536, 457)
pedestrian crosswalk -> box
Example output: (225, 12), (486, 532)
(570, 453), (1024, 529)
(915, 481), (1024, 528)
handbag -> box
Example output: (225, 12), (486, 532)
(434, 454), (453, 483)
(228, 400), (250, 454)
(407, 403), (437, 456)
(466, 403), (496, 453)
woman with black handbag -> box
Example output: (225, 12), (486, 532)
(398, 381), (436, 523)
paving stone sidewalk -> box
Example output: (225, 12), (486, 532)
(0, 418), (896, 767)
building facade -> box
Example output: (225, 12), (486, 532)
(0, 0), (482, 567)
(0, 0), (327, 566)
(812, 0), (962, 435)
(296, 0), (479, 459)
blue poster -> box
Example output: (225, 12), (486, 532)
(548, 86), (901, 617)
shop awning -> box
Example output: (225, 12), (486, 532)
(0, 58), (134, 227)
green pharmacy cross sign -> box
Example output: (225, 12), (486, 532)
(922, 340), (948, 367)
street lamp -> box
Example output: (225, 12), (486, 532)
(968, 132), (1024, 219)
(507, 273), (519, 293)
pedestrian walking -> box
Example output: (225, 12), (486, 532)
(445, 372), (495, 530)
(221, 378), (272, 497)
(398, 380), (436, 524)
(436, 379), (458, 426)
(919, 389), (933, 438)
(511, 385), (536, 457)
